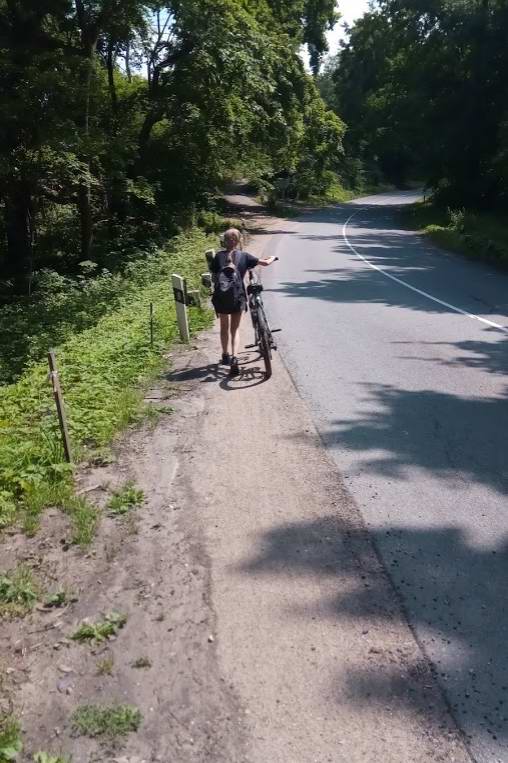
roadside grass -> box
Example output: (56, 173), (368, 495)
(70, 704), (141, 738)
(61, 496), (100, 547)
(404, 202), (508, 269)
(0, 229), (215, 534)
(106, 482), (144, 516)
(0, 565), (39, 618)
(0, 715), (22, 762)
(71, 612), (127, 643)
(33, 754), (71, 763)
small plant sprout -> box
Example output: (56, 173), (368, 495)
(106, 482), (144, 516)
(71, 612), (127, 643)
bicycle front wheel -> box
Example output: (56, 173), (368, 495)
(257, 308), (272, 379)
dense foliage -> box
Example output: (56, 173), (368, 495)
(322, 0), (508, 209)
(0, 0), (344, 294)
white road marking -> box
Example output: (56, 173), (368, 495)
(342, 211), (508, 333)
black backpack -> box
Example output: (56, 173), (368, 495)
(212, 251), (245, 312)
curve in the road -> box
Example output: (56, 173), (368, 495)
(343, 210), (508, 333)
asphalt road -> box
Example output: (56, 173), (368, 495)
(262, 191), (508, 763)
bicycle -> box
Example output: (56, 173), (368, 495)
(246, 259), (279, 379)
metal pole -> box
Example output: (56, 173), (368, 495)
(47, 350), (72, 464)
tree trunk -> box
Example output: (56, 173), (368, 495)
(77, 39), (96, 260)
(107, 39), (118, 113)
(125, 40), (132, 82)
(4, 182), (35, 294)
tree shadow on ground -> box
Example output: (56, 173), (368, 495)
(268, 204), (508, 321)
(311, 333), (508, 497)
(240, 513), (508, 751)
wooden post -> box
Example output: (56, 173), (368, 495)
(150, 302), (154, 347)
(47, 350), (72, 464)
(171, 273), (190, 343)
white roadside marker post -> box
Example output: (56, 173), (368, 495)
(172, 273), (190, 343)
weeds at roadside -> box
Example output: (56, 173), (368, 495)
(21, 481), (73, 537)
(70, 704), (141, 738)
(33, 753), (71, 763)
(0, 566), (39, 617)
(71, 612), (127, 643)
(106, 482), (144, 516)
(96, 656), (114, 676)
(62, 496), (100, 546)
(0, 714), (22, 762)
(43, 590), (77, 609)
(131, 656), (151, 669)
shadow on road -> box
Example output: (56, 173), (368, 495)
(239, 513), (508, 750)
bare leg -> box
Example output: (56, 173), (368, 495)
(230, 312), (243, 358)
(219, 314), (230, 355)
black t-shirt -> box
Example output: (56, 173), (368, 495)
(211, 250), (259, 279)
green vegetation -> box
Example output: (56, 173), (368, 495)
(0, 231), (213, 531)
(404, 204), (508, 269)
(70, 704), (141, 739)
(0, 1), (342, 296)
(61, 496), (100, 547)
(0, 715), (22, 762)
(0, 566), (39, 618)
(71, 612), (127, 643)
(321, 1), (508, 212)
(107, 482), (144, 516)
(33, 754), (71, 763)
(44, 590), (75, 609)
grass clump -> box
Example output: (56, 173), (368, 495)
(0, 715), (22, 762)
(70, 704), (141, 738)
(71, 612), (127, 643)
(33, 754), (71, 763)
(0, 566), (39, 617)
(106, 482), (144, 516)
(61, 496), (100, 546)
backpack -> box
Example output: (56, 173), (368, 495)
(212, 251), (245, 313)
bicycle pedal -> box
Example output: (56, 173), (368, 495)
(244, 343), (257, 349)
(271, 328), (282, 333)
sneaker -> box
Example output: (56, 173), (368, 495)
(229, 357), (240, 377)
(221, 352), (231, 365)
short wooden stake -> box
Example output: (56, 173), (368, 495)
(171, 273), (190, 343)
(48, 349), (72, 464)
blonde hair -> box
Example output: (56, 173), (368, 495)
(224, 228), (242, 248)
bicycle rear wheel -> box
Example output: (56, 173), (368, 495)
(257, 308), (272, 379)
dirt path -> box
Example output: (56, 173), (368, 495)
(1, 199), (472, 762)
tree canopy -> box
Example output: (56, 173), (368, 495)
(0, 0), (344, 292)
(322, 0), (508, 208)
